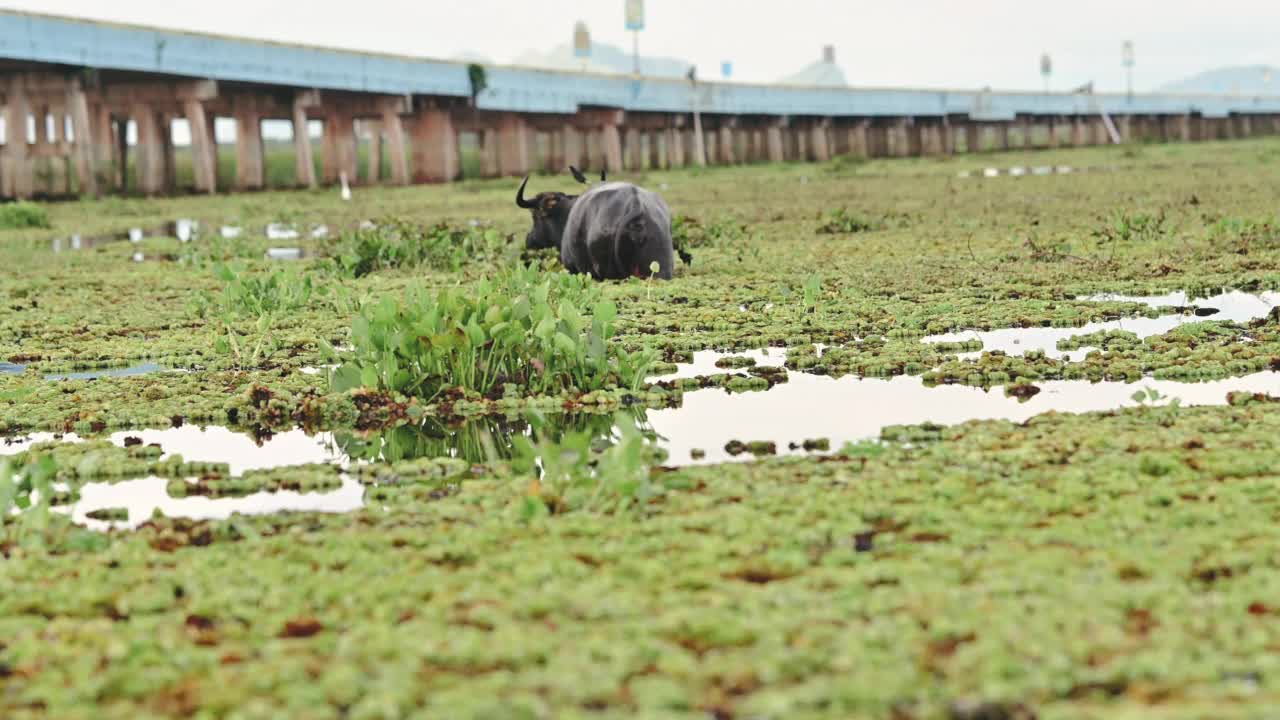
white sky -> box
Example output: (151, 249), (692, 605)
(2, 0), (1277, 91)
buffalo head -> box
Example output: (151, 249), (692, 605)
(516, 176), (576, 251)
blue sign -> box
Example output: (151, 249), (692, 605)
(721, 61), (732, 79)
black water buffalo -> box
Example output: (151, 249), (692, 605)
(516, 168), (674, 280)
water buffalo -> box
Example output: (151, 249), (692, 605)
(516, 168), (674, 280)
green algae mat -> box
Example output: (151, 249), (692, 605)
(4, 140), (1280, 718)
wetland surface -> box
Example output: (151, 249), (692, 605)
(4, 140), (1280, 718)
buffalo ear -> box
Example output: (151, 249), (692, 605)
(569, 166), (588, 185)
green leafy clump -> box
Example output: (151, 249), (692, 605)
(816, 207), (887, 234)
(331, 219), (511, 278)
(0, 201), (51, 230)
(331, 265), (658, 400)
(1093, 210), (1169, 247)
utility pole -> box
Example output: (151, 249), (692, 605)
(688, 66), (706, 166)
(1122, 40), (1135, 102)
(1040, 53), (1052, 93)
(625, 0), (644, 77)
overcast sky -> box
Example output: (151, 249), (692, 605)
(3, 0), (1277, 91)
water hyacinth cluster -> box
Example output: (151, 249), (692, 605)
(330, 219), (513, 277)
(330, 265), (658, 400)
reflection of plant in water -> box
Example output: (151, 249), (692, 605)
(337, 411), (652, 466)
(0, 452), (59, 544)
(1131, 386), (1182, 427)
(330, 265), (657, 399)
(512, 411), (665, 516)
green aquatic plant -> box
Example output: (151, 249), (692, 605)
(0, 201), (51, 230)
(330, 219), (511, 278)
(330, 265), (658, 400)
(816, 207), (885, 234)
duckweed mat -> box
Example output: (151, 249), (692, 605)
(5, 139), (1280, 717)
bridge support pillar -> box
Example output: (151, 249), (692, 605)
(810, 119), (832, 162)
(160, 112), (178, 193)
(994, 123), (1010, 151)
(846, 121), (869, 157)
(648, 131), (662, 169)
(623, 127), (642, 170)
(67, 81), (100, 197)
(2, 75), (33, 199)
(184, 99), (217, 194)
(322, 110), (357, 185)
(562, 126), (585, 170)
(32, 106), (61, 196)
(411, 109), (458, 183)
(718, 120), (738, 164)
(381, 106), (409, 186)
(235, 99), (265, 191)
(478, 129), (499, 177)
(132, 103), (165, 196)
(600, 122), (623, 172)
(365, 121), (383, 182)
(766, 122), (785, 163)
(291, 93), (318, 188)
(964, 123), (981, 153)
(665, 126), (684, 167)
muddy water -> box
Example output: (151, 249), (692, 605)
(924, 291), (1280, 360)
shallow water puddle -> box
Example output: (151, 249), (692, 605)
(52, 220), (198, 252)
(64, 475), (365, 531)
(43, 363), (169, 381)
(924, 290), (1280, 360)
(110, 425), (343, 475)
(650, 347), (790, 381)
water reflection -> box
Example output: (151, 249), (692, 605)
(336, 412), (654, 465)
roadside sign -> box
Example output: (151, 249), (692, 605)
(625, 0), (644, 31)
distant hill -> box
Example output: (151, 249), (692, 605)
(1160, 65), (1280, 95)
(511, 42), (691, 78)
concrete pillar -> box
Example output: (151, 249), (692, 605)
(92, 104), (116, 191)
(1092, 119), (1109, 145)
(67, 82), (99, 197)
(718, 125), (737, 164)
(810, 120), (832, 161)
(1238, 115), (1253, 138)
(1176, 115), (1192, 142)
(648, 131), (662, 169)
(132, 104), (164, 196)
(600, 123), (623, 172)
(365, 121), (383, 182)
(620, 127), (638, 170)
(292, 96), (317, 188)
(994, 124), (1010, 151)
(411, 109), (459, 183)
(704, 132), (718, 164)
(114, 118), (129, 191)
(844, 122), (867, 157)
(1046, 118), (1059, 148)
(562, 126), (585, 170)
(32, 106), (55, 196)
(322, 111), (357, 185)
(234, 100), (265, 190)
(160, 113), (177, 193)
(2, 75), (33, 199)
(965, 124), (982, 153)
(479, 129), (500, 178)
(380, 109), (408, 185)
(666, 127), (685, 167)
(183, 99), (216, 194)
